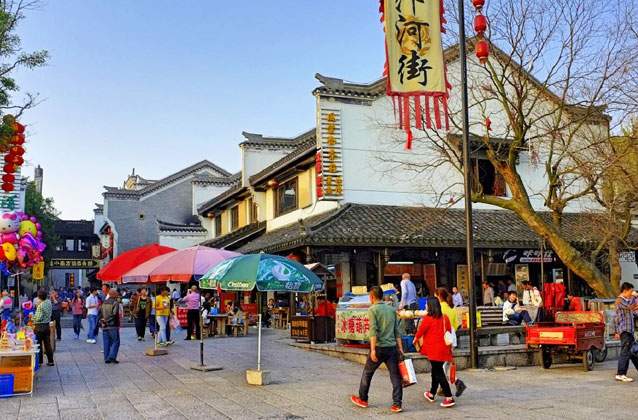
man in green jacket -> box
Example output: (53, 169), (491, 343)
(33, 290), (55, 366)
(351, 286), (404, 413)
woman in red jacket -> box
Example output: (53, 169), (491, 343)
(413, 297), (455, 408)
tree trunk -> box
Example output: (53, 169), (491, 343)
(515, 207), (617, 298)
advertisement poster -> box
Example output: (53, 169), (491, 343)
(515, 264), (529, 291)
(335, 309), (371, 341)
(456, 265), (469, 298)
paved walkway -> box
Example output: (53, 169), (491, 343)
(1, 323), (634, 420)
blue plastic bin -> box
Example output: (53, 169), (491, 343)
(0, 373), (14, 397)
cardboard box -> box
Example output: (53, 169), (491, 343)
(0, 366), (33, 393)
(0, 355), (31, 367)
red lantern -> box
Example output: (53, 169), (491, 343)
(10, 145), (24, 156)
(2, 182), (14, 192)
(12, 122), (25, 134)
(2, 174), (14, 183)
(11, 134), (24, 145)
(267, 179), (279, 188)
(474, 14), (487, 33)
(3, 164), (16, 174)
(4, 153), (22, 166)
(207, 212), (215, 218)
(476, 40), (490, 63)
(472, 0), (485, 10)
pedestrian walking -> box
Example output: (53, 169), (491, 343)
(86, 288), (100, 344)
(399, 273), (418, 334)
(155, 287), (171, 346)
(133, 287), (151, 341)
(100, 289), (121, 364)
(435, 288), (467, 397)
(615, 282), (638, 382)
(49, 289), (62, 340)
(70, 289), (85, 339)
(32, 290), (54, 366)
(414, 297), (455, 408)
(351, 286), (404, 413)
(149, 291), (156, 337)
(182, 285), (201, 340)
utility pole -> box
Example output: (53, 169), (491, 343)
(458, 0), (479, 369)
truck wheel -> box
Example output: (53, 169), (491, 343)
(540, 347), (552, 369)
(583, 350), (594, 371)
(592, 346), (607, 363)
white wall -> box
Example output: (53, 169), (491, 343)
(192, 183), (231, 215)
(316, 53), (605, 213)
(159, 233), (206, 249)
(242, 146), (295, 187)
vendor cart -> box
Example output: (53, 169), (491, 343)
(526, 311), (607, 371)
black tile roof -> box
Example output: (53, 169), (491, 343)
(54, 220), (96, 237)
(240, 128), (315, 149)
(103, 160), (234, 199)
(249, 138), (317, 187)
(236, 204), (638, 253)
(156, 219), (207, 234)
(201, 221), (266, 249)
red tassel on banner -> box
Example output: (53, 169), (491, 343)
(425, 96), (431, 129)
(442, 97), (450, 131)
(398, 97), (404, 129)
(433, 96), (442, 130)
(415, 96), (422, 129)
(406, 128), (413, 150)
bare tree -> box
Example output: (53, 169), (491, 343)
(0, 0), (49, 141)
(378, 0), (638, 297)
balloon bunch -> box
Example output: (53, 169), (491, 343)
(0, 212), (46, 271)
(0, 114), (26, 194)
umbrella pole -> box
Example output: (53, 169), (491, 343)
(257, 313), (262, 371)
(191, 289), (221, 372)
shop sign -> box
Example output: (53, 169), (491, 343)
(619, 251), (636, 263)
(503, 249), (554, 264)
(336, 309), (370, 341)
(291, 318), (310, 339)
(316, 109), (343, 200)
(240, 303), (258, 314)
(51, 259), (100, 269)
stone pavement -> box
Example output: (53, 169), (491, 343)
(1, 323), (635, 420)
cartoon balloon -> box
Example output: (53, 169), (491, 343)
(2, 243), (16, 261)
(19, 220), (37, 237)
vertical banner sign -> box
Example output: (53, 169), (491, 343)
(380, 0), (450, 149)
(316, 109), (343, 201)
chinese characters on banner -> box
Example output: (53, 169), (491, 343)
(379, 0), (450, 149)
(335, 309), (371, 341)
(316, 109), (344, 200)
(0, 166), (24, 212)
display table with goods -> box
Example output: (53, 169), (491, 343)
(0, 326), (38, 398)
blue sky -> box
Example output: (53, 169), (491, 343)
(15, 1), (385, 219)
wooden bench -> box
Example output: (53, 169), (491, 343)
(477, 306), (506, 326)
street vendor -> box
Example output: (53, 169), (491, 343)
(567, 292), (584, 311)
(314, 297), (335, 318)
(503, 292), (534, 326)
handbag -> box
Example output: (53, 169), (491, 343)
(169, 314), (180, 330)
(630, 341), (638, 357)
(398, 357), (418, 387)
(443, 315), (454, 346)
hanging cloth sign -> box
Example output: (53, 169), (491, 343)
(379, 0), (451, 149)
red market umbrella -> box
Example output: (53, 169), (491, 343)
(120, 245), (241, 284)
(96, 243), (176, 283)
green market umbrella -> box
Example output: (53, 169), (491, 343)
(199, 253), (324, 293)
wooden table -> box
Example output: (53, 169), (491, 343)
(270, 308), (289, 329)
(207, 314), (229, 337)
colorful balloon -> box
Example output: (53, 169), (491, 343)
(19, 220), (37, 237)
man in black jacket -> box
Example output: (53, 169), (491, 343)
(100, 289), (121, 364)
